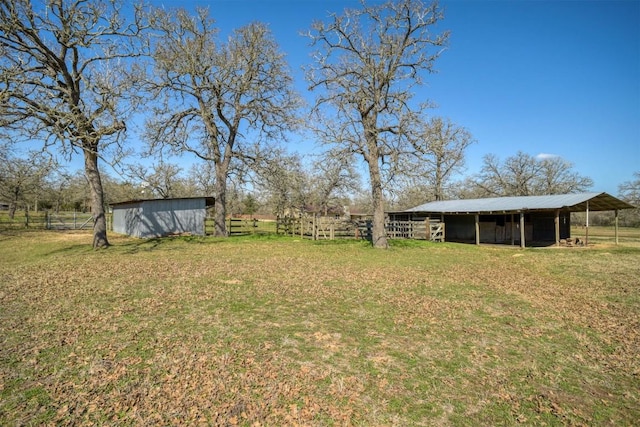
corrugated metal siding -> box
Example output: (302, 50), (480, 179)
(111, 198), (207, 238)
(112, 202), (143, 237)
(139, 198), (206, 238)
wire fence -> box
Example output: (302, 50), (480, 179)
(0, 211), (97, 231)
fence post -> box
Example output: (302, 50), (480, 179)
(425, 218), (431, 241)
(313, 215), (317, 240)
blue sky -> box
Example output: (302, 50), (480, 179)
(146, 0), (639, 196)
(34, 0), (636, 195)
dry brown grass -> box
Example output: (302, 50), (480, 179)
(1, 231), (639, 426)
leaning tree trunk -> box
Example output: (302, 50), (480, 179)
(84, 147), (110, 249)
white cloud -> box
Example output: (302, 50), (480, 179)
(535, 153), (559, 160)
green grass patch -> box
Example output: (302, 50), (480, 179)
(1, 230), (638, 425)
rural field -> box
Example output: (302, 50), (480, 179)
(1, 230), (639, 426)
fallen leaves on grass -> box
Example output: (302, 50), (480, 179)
(1, 233), (639, 425)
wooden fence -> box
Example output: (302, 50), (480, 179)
(0, 211), (47, 229)
(1, 211), (443, 242)
(275, 216), (370, 241)
(205, 217), (279, 236)
(275, 216), (445, 242)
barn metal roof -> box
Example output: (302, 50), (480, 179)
(404, 192), (635, 214)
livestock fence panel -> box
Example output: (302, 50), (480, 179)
(275, 216), (315, 238)
(313, 217), (371, 241)
(274, 216), (444, 242)
(385, 219), (445, 242)
(275, 216), (371, 241)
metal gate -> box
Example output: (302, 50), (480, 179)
(46, 212), (94, 230)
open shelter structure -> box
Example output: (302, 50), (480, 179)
(390, 192), (635, 247)
(111, 197), (214, 238)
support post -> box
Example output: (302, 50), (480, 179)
(520, 212), (525, 249)
(585, 201), (589, 246)
(425, 217), (431, 241)
(554, 209), (560, 246)
(615, 209), (619, 245)
(475, 214), (480, 245)
(511, 213), (515, 246)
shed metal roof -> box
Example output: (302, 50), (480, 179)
(110, 196), (215, 207)
(404, 192), (635, 215)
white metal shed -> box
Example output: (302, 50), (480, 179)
(111, 197), (214, 238)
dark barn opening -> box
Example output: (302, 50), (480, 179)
(389, 192), (635, 247)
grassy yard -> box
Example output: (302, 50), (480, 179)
(1, 231), (638, 426)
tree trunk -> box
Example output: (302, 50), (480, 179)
(435, 161), (443, 201)
(368, 157), (389, 249)
(84, 149), (110, 249)
(212, 165), (228, 237)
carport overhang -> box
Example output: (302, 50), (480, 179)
(396, 192), (636, 247)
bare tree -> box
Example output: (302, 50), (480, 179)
(145, 7), (301, 236)
(186, 161), (216, 197)
(306, 0), (448, 248)
(619, 171), (640, 205)
(125, 161), (185, 199)
(388, 183), (433, 210)
(409, 117), (474, 200)
(0, 0), (146, 248)
(473, 152), (540, 197)
(0, 148), (53, 217)
(253, 152), (309, 218)
(471, 152), (593, 197)
(100, 174), (145, 206)
(535, 156), (594, 195)
(618, 171), (640, 226)
(309, 152), (361, 216)
(42, 170), (88, 212)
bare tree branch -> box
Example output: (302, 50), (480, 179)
(0, 0), (149, 248)
(468, 152), (593, 197)
(306, 0), (448, 248)
(145, 7), (301, 236)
